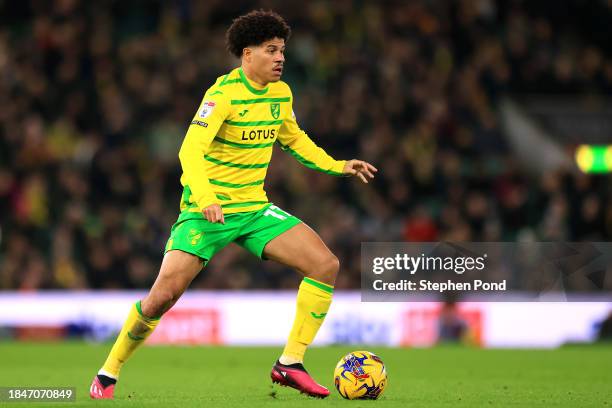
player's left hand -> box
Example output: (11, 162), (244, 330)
(343, 159), (378, 183)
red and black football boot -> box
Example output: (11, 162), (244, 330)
(89, 374), (116, 399)
(270, 360), (330, 398)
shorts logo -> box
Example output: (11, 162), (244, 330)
(270, 103), (280, 119)
(199, 101), (216, 118)
(188, 229), (203, 245)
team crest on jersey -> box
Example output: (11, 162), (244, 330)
(199, 101), (216, 118)
(270, 103), (280, 119)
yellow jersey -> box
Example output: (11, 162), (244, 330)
(178, 67), (346, 215)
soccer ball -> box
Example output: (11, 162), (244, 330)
(333, 350), (387, 400)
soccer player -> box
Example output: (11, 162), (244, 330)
(90, 10), (376, 399)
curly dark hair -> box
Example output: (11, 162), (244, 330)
(226, 10), (291, 58)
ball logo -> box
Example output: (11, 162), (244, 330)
(334, 351), (387, 400)
(342, 354), (370, 380)
(199, 101), (216, 118)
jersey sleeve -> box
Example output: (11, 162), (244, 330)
(178, 89), (231, 209)
(277, 91), (346, 176)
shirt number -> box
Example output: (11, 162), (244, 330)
(263, 205), (291, 220)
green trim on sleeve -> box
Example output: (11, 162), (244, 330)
(279, 143), (345, 176)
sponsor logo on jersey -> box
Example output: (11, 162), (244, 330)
(270, 103), (280, 119)
(241, 129), (276, 140)
(199, 101), (216, 118)
(191, 120), (208, 128)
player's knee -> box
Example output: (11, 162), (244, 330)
(308, 253), (339, 285)
(142, 290), (178, 317)
(328, 254), (340, 277)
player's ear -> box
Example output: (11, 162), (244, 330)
(243, 47), (251, 62)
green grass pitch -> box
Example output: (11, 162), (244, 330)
(0, 343), (611, 407)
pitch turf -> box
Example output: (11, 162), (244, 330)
(0, 343), (611, 407)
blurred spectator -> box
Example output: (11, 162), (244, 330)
(437, 301), (468, 343)
(597, 311), (612, 342)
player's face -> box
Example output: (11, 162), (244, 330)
(250, 38), (285, 83)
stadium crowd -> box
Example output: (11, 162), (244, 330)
(1, 0), (611, 290)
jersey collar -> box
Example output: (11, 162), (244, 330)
(238, 67), (269, 95)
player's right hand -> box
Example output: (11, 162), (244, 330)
(202, 203), (225, 224)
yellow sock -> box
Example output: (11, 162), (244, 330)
(100, 301), (160, 378)
(281, 277), (333, 364)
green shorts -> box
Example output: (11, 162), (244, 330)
(164, 203), (301, 264)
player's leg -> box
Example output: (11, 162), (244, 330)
(90, 250), (203, 399)
(140, 249), (204, 317)
(91, 212), (239, 399)
(263, 222), (338, 398)
(235, 204), (337, 397)
(101, 249), (203, 376)
(263, 222), (338, 361)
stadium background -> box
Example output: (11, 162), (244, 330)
(0, 1), (611, 405)
(2, 0), (611, 292)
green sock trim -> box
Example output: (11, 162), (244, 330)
(303, 277), (334, 294)
(135, 300), (161, 320)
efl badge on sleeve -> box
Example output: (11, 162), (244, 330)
(199, 101), (216, 118)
